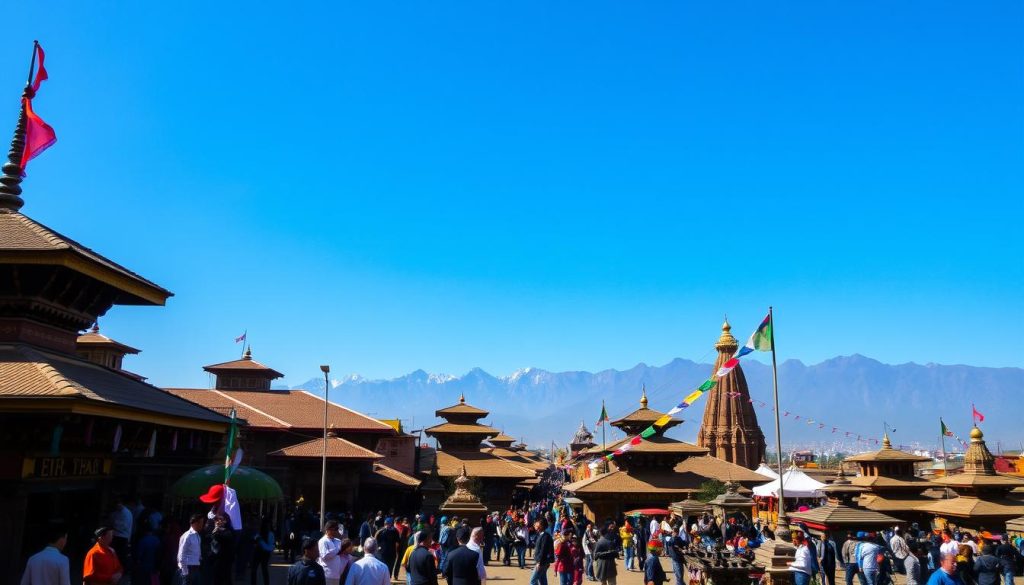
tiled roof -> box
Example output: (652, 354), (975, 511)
(0, 211), (171, 303)
(76, 330), (140, 354)
(563, 469), (707, 495)
(488, 434), (517, 445)
(846, 447), (931, 463)
(850, 476), (933, 489)
(611, 406), (681, 427)
(592, 435), (708, 456)
(435, 450), (536, 479)
(916, 496), (1024, 518)
(788, 504), (900, 527)
(436, 402), (489, 416)
(483, 447), (550, 471)
(203, 355), (283, 378)
(425, 422), (500, 436)
(164, 389), (395, 432)
(930, 473), (1024, 489)
(268, 436), (382, 460)
(673, 455), (775, 485)
(0, 344), (229, 426)
(858, 494), (936, 512)
(363, 463), (421, 488)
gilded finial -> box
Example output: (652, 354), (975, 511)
(243, 345), (252, 360)
(715, 316), (739, 351)
(882, 433), (892, 449)
(970, 426), (983, 441)
(459, 392), (466, 404)
(640, 384), (648, 408)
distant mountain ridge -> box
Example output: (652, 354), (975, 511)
(290, 355), (1024, 453)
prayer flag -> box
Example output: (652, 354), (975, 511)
(941, 419), (953, 437)
(653, 415), (672, 428)
(698, 379), (716, 392)
(734, 312), (773, 358)
(716, 358), (740, 378)
(20, 43), (56, 171)
(629, 436), (642, 446)
(972, 404), (985, 423)
(641, 426), (657, 438)
(30, 42), (47, 93)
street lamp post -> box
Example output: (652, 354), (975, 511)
(320, 364), (330, 531)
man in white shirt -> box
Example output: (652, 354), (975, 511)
(177, 514), (205, 585)
(467, 528), (488, 582)
(20, 525), (70, 585)
(347, 539), (390, 585)
(110, 497), (134, 565)
(890, 527), (910, 572)
(650, 517), (661, 538)
(319, 520), (345, 585)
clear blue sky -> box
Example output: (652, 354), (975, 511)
(3, 2), (1021, 388)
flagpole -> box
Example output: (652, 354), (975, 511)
(940, 418), (949, 496)
(768, 306), (790, 541)
(601, 400), (607, 453)
(27, 41), (38, 88)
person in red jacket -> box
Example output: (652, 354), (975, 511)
(83, 527), (123, 585)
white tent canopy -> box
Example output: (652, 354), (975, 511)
(755, 464), (780, 480)
(752, 466), (825, 499)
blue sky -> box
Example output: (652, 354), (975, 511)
(3, 2), (1022, 388)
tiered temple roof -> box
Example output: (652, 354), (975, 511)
(696, 319), (766, 470)
(918, 427), (1024, 527)
(847, 434), (936, 514)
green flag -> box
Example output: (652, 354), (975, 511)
(596, 402), (609, 427)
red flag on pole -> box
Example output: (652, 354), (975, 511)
(20, 42), (56, 172)
(972, 404), (985, 423)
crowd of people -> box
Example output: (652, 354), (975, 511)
(789, 525), (1024, 585)
(20, 490), (1024, 585)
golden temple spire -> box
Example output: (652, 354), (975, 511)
(243, 345), (252, 360)
(459, 392), (466, 404)
(715, 316), (739, 351)
(640, 384), (648, 408)
(882, 433), (892, 449)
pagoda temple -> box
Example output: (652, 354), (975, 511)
(565, 388), (770, 522)
(917, 426), (1024, 530)
(788, 468), (901, 538)
(0, 83), (232, 582)
(697, 320), (766, 469)
(569, 421), (596, 456)
(167, 352), (419, 513)
(844, 434), (934, 523)
(424, 394), (535, 510)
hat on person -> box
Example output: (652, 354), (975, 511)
(385, 517), (394, 525)
(856, 531), (867, 539)
(199, 483), (225, 503)
(94, 526), (114, 538)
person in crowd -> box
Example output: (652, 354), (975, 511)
(515, 518), (530, 569)
(619, 520), (635, 572)
(856, 532), (882, 585)
(995, 536), (1020, 585)
(941, 531), (961, 558)
(250, 517), (275, 585)
(209, 514), (236, 585)
(288, 537), (326, 585)
(928, 553), (965, 585)
(374, 517), (401, 578)
(109, 497), (134, 568)
(789, 531), (816, 585)
(176, 514), (204, 585)
(905, 542), (925, 585)
(20, 525), (70, 585)
(957, 544), (977, 585)
(665, 528), (685, 585)
(84, 527), (124, 585)
(532, 518), (556, 585)
(318, 521), (345, 585)
(554, 526), (575, 585)
(359, 514), (374, 546)
(974, 544), (1001, 585)
(445, 528), (483, 585)
(635, 518), (649, 569)
(439, 517), (457, 573)
(407, 530), (438, 585)
(499, 518), (515, 567)
(890, 527), (910, 575)
(482, 516), (496, 564)
(592, 523), (618, 585)
(583, 523), (598, 582)
(817, 530), (837, 585)
(133, 521), (162, 585)
(349, 538), (391, 585)
(395, 517), (412, 579)
(466, 527), (488, 583)
(643, 542), (667, 585)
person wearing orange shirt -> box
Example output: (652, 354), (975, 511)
(83, 527), (123, 585)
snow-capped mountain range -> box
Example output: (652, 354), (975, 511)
(287, 356), (1024, 453)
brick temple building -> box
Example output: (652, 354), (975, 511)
(697, 320), (767, 470)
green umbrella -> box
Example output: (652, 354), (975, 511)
(170, 465), (283, 500)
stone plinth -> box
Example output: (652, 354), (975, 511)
(682, 548), (762, 585)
